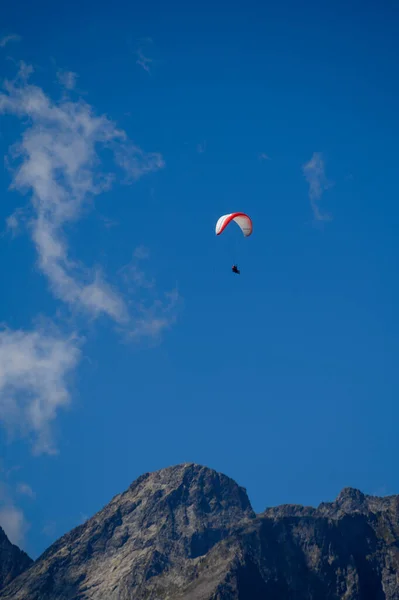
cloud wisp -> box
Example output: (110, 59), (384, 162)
(0, 504), (28, 546)
(0, 62), (165, 323)
(128, 288), (180, 341)
(16, 482), (35, 499)
(302, 152), (332, 222)
(119, 248), (181, 341)
(0, 325), (81, 454)
(135, 38), (155, 74)
(56, 69), (78, 91)
(0, 63), (179, 454)
(0, 34), (21, 48)
(0, 477), (30, 547)
(136, 49), (153, 73)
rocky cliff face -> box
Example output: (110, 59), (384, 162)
(1, 464), (399, 599)
(0, 527), (32, 591)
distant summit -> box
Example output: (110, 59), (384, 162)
(1, 463), (398, 599)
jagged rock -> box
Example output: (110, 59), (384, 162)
(0, 526), (32, 590)
(1, 464), (399, 599)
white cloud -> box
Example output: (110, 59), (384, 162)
(0, 480), (29, 547)
(128, 288), (181, 341)
(0, 63), (179, 459)
(0, 504), (28, 546)
(0, 325), (81, 454)
(136, 49), (152, 73)
(259, 152), (270, 161)
(120, 248), (155, 291)
(135, 38), (154, 74)
(0, 62), (164, 323)
(302, 152), (332, 222)
(133, 245), (150, 260)
(114, 144), (165, 183)
(119, 251), (181, 341)
(6, 214), (19, 233)
(16, 482), (35, 499)
(0, 34), (21, 48)
(56, 69), (78, 91)
(2, 197), (29, 239)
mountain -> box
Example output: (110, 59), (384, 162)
(0, 526), (32, 591)
(1, 463), (399, 599)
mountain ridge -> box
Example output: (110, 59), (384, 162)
(1, 463), (398, 599)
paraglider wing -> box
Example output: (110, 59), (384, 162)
(215, 212), (253, 237)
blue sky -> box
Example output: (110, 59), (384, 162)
(0, 0), (398, 559)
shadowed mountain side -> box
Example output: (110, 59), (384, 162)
(0, 527), (32, 591)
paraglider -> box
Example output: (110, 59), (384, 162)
(215, 212), (252, 274)
(215, 212), (253, 237)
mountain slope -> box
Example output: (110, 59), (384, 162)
(0, 527), (32, 591)
(0, 463), (254, 599)
(1, 464), (399, 599)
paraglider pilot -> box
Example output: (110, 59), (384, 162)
(215, 212), (252, 276)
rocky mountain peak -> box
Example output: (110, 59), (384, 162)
(336, 486), (366, 505)
(118, 462), (255, 547)
(0, 526), (32, 591)
(127, 462), (254, 521)
(316, 486), (369, 518)
(0, 463), (255, 599)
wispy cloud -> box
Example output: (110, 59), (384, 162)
(0, 62), (179, 457)
(120, 248), (155, 291)
(136, 49), (152, 73)
(302, 152), (332, 222)
(56, 69), (78, 91)
(133, 245), (150, 260)
(42, 520), (56, 538)
(99, 215), (118, 229)
(0, 504), (28, 546)
(16, 482), (35, 499)
(0, 62), (164, 323)
(0, 34), (21, 48)
(119, 249), (181, 341)
(135, 38), (154, 73)
(0, 480), (29, 547)
(129, 288), (180, 341)
(259, 152), (270, 161)
(114, 144), (165, 183)
(197, 141), (206, 154)
(5, 206), (27, 237)
(0, 325), (81, 454)
(78, 512), (89, 524)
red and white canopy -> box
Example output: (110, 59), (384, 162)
(215, 212), (253, 237)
